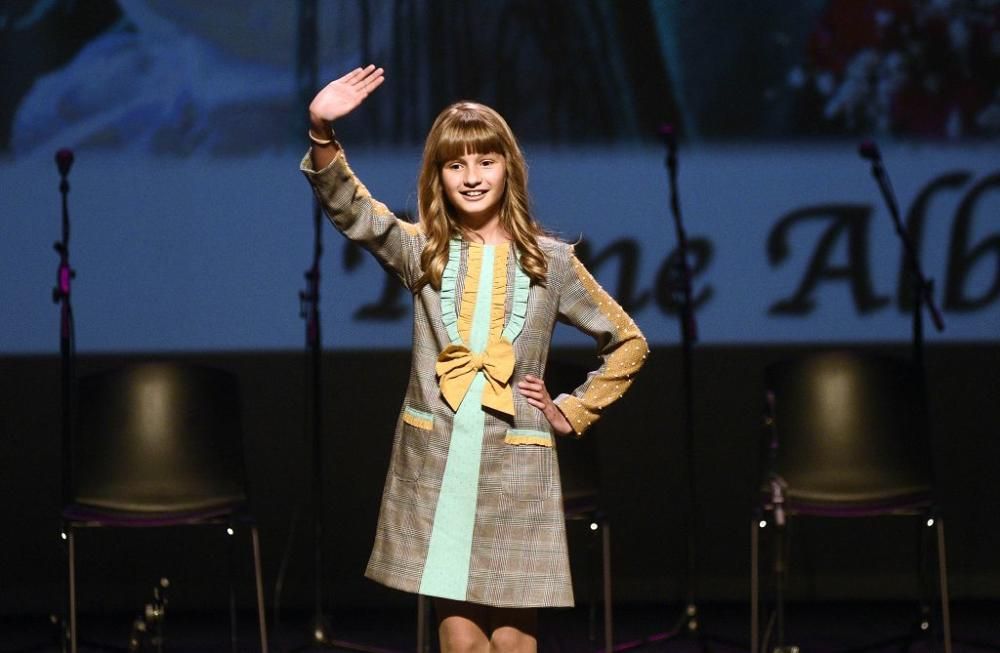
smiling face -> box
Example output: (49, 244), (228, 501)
(440, 151), (507, 228)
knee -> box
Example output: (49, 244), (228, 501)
(441, 632), (487, 653)
(489, 625), (536, 653)
(439, 621), (488, 653)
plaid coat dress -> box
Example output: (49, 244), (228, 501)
(302, 149), (648, 608)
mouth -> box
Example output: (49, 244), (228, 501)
(460, 190), (487, 199)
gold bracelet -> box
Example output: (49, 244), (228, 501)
(308, 129), (334, 146)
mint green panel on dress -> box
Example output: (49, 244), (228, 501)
(419, 244), (496, 600)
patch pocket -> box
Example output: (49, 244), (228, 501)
(502, 430), (555, 502)
(393, 405), (433, 482)
(402, 406), (434, 430)
(504, 429), (554, 447)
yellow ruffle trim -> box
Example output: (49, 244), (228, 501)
(504, 430), (554, 447)
(402, 406), (434, 430)
(489, 244), (509, 343)
(457, 244), (484, 344)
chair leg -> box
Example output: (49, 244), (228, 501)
(229, 528), (239, 653)
(751, 518), (759, 653)
(68, 527), (78, 653)
(774, 520), (788, 652)
(602, 518), (613, 653)
(935, 518), (952, 653)
(251, 526), (270, 653)
(417, 594), (429, 653)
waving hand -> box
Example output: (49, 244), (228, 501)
(308, 65), (383, 167)
(309, 65), (385, 125)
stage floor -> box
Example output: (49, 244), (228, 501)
(2, 601), (997, 652)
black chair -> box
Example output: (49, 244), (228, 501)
(750, 350), (951, 653)
(63, 362), (268, 653)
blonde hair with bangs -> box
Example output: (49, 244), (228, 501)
(416, 101), (548, 290)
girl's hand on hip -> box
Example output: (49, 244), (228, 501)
(309, 65), (384, 127)
(517, 375), (573, 436)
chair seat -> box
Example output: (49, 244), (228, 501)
(563, 489), (602, 518)
(761, 485), (933, 517)
(782, 494), (932, 518)
(66, 490), (247, 515)
(63, 501), (246, 527)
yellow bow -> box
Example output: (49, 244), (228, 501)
(435, 339), (515, 416)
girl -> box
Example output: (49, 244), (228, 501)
(302, 65), (648, 653)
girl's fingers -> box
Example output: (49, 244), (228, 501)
(338, 67), (363, 83)
(351, 64), (374, 80)
(338, 64), (378, 87)
(365, 75), (385, 94)
(355, 65), (379, 82)
(358, 69), (384, 89)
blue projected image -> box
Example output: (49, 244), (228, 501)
(2, 1), (997, 352)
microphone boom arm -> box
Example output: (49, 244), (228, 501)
(865, 153), (945, 333)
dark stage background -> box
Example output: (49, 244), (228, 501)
(1, 0), (999, 624)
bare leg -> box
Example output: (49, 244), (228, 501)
(435, 598), (538, 653)
(436, 598), (490, 653)
(489, 606), (538, 653)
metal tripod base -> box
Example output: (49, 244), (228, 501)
(289, 614), (404, 653)
(612, 604), (696, 652)
(613, 603), (746, 653)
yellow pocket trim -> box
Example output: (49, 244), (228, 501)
(505, 429), (553, 447)
(402, 406), (434, 430)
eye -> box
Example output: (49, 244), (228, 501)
(446, 162), (462, 171)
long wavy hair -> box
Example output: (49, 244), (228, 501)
(416, 101), (548, 290)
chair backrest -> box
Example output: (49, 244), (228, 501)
(764, 350), (933, 508)
(70, 362), (248, 515)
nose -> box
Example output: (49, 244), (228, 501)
(463, 167), (481, 186)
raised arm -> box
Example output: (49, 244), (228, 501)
(307, 65), (385, 169)
(301, 66), (423, 288)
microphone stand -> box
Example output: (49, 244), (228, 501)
(859, 142), (951, 651)
(658, 125), (701, 642)
(760, 390), (791, 653)
(54, 149), (76, 653)
(54, 149), (76, 511)
(298, 198), (329, 647)
(292, 168), (400, 653)
(51, 151), (138, 653)
(859, 142), (945, 374)
(619, 127), (726, 651)
(287, 4), (400, 652)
